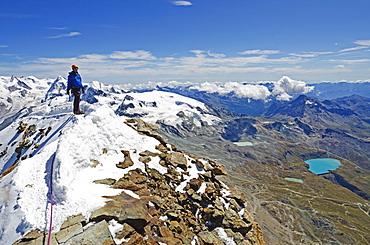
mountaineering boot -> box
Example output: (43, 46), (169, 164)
(73, 110), (84, 115)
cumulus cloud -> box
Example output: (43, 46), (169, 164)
(189, 77), (313, 101)
(190, 82), (271, 100)
(275, 93), (292, 101)
(239, 49), (280, 55)
(272, 76), (314, 101)
(47, 32), (81, 39)
(172, 1), (192, 6)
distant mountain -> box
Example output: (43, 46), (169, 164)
(157, 86), (270, 116)
(332, 94), (370, 122)
(264, 94), (362, 125)
(306, 82), (370, 100)
(155, 78), (370, 117)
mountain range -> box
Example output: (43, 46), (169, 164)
(0, 75), (369, 244)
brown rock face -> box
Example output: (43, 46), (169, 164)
(13, 118), (265, 245)
(189, 178), (203, 191)
(165, 151), (188, 170)
(116, 150), (134, 169)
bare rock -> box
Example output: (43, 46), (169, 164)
(63, 220), (114, 245)
(165, 152), (188, 170)
(93, 178), (116, 186)
(124, 232), (149, 245)
(90, 192), (152, 233)
(13, 230), (43, 245)
(129, 169), (148, 184)
(115, 223), (136, 241)
(198, 230), (224, 245)
(32, 233), (58, 245)
(156, 144), (169, 153)
(223, 208), (250, 233)
(55, 223), (83, 243)
(139, 150), (157, 157)
(147, 168), (165, 181)
(139, 156), (151, 163)
(135, 118), (159, 133)
(229, 198), (241, 212)
(112, 177), (140, 191)
(116, 150), (134, 169)
(189, 178), (203, 191)
(212, 165), (227, 175)
(60, 214), (86, 229)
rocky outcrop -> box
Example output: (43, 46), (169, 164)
(14, 215), (114, 245)
(13, 118), (265, 245)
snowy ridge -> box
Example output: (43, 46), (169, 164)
(0, 76), (250, 244)
(0, 103), (201, 243)
(116, 90), (222, 127)
(0, 76), (54, 118)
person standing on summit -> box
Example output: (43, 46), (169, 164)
(67, 65), (85, 114)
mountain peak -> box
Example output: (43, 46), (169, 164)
(0, 77), (265, 245)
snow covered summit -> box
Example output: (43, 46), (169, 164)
(0, 76), (264, 245)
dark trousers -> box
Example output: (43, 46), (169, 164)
(71, 88), (81, 112)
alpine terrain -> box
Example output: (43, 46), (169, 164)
(0, 75), (369, 244)
(0, 76), (264, 245)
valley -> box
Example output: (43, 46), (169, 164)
(143, 92), (370, 244)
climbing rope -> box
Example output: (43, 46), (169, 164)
(47, 152), (56, 245)
(44, 114), (75, 244)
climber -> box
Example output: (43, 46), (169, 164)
(67, 65), (85, 114)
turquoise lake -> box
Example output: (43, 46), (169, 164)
(304, 158), (342, 174)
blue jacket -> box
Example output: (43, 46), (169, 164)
(67, 72), (83, 89)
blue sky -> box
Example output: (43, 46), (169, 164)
(1, 0), (370, 85)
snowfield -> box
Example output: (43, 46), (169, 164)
(0, 76), (226, 244)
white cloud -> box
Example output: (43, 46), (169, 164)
(289, 53), (317, 58)
(239, 49), (280, 55)
(272, 76), (314, 99)
(47, 32), (81, 39)
(79, 54), (108, 61)
(289, 51), (333, 58)
(109, 50), (156, 60)
(276, 93), (292, 101)
(5, 40), (369, 84)
(47, 27), (67, 30)
(179, 50), (303, 68)
(207, 51), (226, 58)
(190, 82), (271, 100)
(172, 1), (192, 6)
(354, 40), (370, 46)
(327, 59), (370, 64)
(339, 46), (367, 52)
(0, 45), (8, 48)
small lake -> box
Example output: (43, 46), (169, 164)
(304, 158), (342, 174)
(285, 178), (304, 183)
(233, 141), (253, 146)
